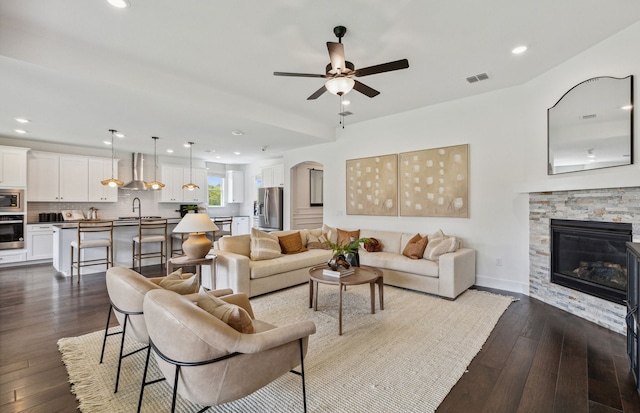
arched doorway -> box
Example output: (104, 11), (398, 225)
(290, 161), (323, 229)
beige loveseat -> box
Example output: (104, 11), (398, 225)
(213, 227), (476, 299)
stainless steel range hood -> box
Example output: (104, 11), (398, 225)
(121, 153), (148, 190)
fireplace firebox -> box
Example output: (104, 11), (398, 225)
(550, 219), (632, 305)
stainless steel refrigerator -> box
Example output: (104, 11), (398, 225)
(258, 187), (283, 231)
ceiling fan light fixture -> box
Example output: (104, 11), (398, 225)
(325, 77), (355, 96)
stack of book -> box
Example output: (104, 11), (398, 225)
(322, 268), (355, 278)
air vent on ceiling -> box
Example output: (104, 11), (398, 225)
(338, 111), (353, 116)
(466, 73), (490, 84)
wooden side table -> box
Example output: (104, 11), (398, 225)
(167, 254), (217, 289)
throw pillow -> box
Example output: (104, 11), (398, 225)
(364, 237), (382, 252)
(322, 224), (338, 244)
(250, 227), (282, 260)
(424, 235), (460, 261)
(196, 287), (254, 334)
(158, 268), (199, 294)
(402, 233), (429, 259)
(307, 233), (331, 250)
(279, 231), (307, 254)
(337, 228), (360, 247)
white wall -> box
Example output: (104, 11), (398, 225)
(284, 21), (640, 295)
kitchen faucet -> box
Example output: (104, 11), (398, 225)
(132, 197), (141, 219)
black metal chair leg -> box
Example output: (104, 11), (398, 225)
(99, 304), (113, 364)
(299, 338), (307, 413)
(171, 365), (181, 413)
(114, 314), (130, 393)
(137, 344), (152, 413)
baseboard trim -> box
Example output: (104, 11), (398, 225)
(475, 275), (529, 296)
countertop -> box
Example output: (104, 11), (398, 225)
(49, 217), (182, 229)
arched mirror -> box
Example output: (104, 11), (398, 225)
(548, 75), (633, 175)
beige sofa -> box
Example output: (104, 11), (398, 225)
(213, 227), (476, 299)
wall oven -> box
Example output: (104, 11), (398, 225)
(0, 215), (25, 250)
(0, 189), (24, 212)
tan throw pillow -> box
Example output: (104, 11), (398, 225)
(306, 233), (330, 250)
(279, 232), (307, 254)
(337, 228), (360, 247)
(402, 233), (429, 259)
(250, 227), (282, 260)
(322, 224), (338, 244)
(424, 235), (460, 261)
(158, 268), (198, 294)
(196, 287), (254, 334)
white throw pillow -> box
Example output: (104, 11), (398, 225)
(250, 227), (282, 260)
(158, 268), (198, 294)
(423, 230), (460, 261)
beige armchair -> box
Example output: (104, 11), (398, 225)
(139, 288), (316, 412)
(100, 267), (233, 393)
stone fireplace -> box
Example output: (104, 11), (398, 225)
(530, 187), (640, 334)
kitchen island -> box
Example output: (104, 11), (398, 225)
(52, 218), (183, 278)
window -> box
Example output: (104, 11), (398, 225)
(208, 175), (224, 207)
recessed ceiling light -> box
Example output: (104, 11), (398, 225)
(107, 0), (130, 8)
(512, 45), (528, 55)
(215, 156), (221, 159)
(114, 132), (125, 138)
(231, 130), (244, 136)
(621, 105), (633, 110)
(166, 149), (174, 153)
(15, 129), (27, 134)
(15, 118), (30, 124)
(104, 140), (112, 145)
(234, 152), (241, 155)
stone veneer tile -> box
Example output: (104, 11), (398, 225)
(529, 187), (640, 334)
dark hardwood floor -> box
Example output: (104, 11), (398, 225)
(0, 263), (639, 412)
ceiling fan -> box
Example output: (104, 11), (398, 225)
(274, 26), (410, 100)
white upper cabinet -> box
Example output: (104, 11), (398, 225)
(0, 146), (28, 188)
(261, 164), (284, 187)
(226, 170), (244, 203)
(183, 169), (208, 203)
(160, 165), (207, 203)
(88, 158), (118, 202)
(27, 151), (101, 202)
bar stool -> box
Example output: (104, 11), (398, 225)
(170, 233), (186, 257)
(132, 218), (168, 272)
(70, 220), (114, 283)
(213, 218), (233, 241)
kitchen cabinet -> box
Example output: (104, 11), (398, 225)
(160, 165), (207, 203)
(226, 170), (244, 203)
(232, 216), (250, 235)
(27, 224), (54, 260)
(88, 158), (118, 202)
(0, 146), (28, 188)
(261, 164), (284, 187)
(0, 250), (26, 264)
(27, 152), (89, 202)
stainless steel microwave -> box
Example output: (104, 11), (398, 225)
(0, 189), (24, 212)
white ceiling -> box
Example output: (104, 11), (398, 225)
(1, 0), (639, 164)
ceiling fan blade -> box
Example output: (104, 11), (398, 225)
(273, 71), (328, 78)
(327, 42), (346, 74)
(307, 85), (328, 100)
(353, 80), (380, 98)
(354, 59), (410, 77)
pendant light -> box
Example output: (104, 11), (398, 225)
(182, 141), (199, 191)
(145, 136), (165, 190)
(101, 129), (124, 187)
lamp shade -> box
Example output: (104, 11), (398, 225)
(325, 77), (355, 96)
(173, 213), (219, 234)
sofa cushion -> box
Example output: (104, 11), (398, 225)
(402, 233), (429, 259)
(278, 232), (307, 254)
(360, 251), (439, 278)
(322, 224), (339, 244)
(196, 287), (254, 334)
(337, 228), (360, 247)
(217, 234), (251, 257)
(250, 228), (282, 260)
(360, 229), (403, 253)
(159, 268), (198, 294)
(250, 249), (333, 279)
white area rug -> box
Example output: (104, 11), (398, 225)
(58, 285), (513, 412)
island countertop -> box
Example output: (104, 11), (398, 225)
(50, 217), (183, 229)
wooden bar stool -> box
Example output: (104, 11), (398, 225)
(70, 220), (114, 283)
(132, 218), (168, 272)
(170, 233), (186, 257)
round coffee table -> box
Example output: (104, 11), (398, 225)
(308, 264), (384, 335)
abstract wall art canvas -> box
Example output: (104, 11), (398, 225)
(346, 154), (398, 216)
(399, 144), (469, 218)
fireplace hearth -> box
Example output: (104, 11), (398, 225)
(550, 219), (632, 305)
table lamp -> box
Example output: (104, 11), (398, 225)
(172, 213), (219, 259)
